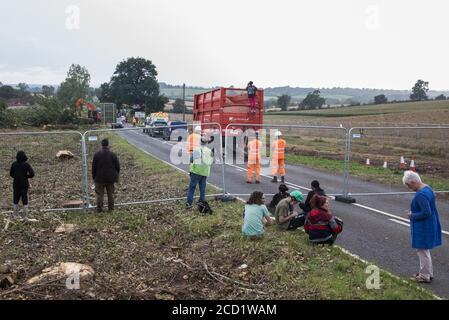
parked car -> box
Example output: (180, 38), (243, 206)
(111, 121), (124, 129)
(162, 121), (188, 140)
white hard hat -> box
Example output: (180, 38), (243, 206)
(275, 130), (282, 137)
(194, 126), (201, 132)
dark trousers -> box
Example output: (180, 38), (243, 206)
(287, 213), (306, 230)
(95, 183), (115, 211)
(13, 187), (29, 205)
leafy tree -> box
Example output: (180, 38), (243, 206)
(435, 94), (447, 101)
(57, 64), (91, 108)
(0, 85), (18, 99)
(17, 83), (29, 97)
(410, 79), (429, 101)
(108, 57), (166, 112)
(98, 82), (113, 102)
(374, 94), (388, 104)
(276, 94), (291, 111)
(301, 90), (325, 109)
(41, 85), (55, 97)
(172, 98), (185, 113)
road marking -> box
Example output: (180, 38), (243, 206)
(126, 135), (449, 237)
(389, 218), (410, 227)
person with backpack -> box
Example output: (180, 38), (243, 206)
(10, 151), (35, 220)
(275, 190), (305, 231)
(304, 194), (343, 245)
(268, 183), (289, 214)
(300, 180), (326, 213)
(186, 135), (213, 211)
(242, 191), (273, 238)
(246, 81), (258, 113)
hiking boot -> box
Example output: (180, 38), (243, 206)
(271, 176), (278, 183)
(246, 181), (253, 184)
(12, 204), (20, 219)
(255, 180), (261, 184)
(185, 203), (193, 210)
(281, 176), (285, 183)
(22, 205), (29, 221)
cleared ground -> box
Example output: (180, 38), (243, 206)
(0, 131), (436, 299)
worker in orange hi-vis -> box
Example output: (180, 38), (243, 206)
(187, 126), (202, 155)
(271, 130), (286, 183)
(247, 133), (263, 184)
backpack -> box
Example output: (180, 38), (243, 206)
(334, 216), (344, 234)
(198, 201), (213, 214)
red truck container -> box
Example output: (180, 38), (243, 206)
(193, 87), (264, 136)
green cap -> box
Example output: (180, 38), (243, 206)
(290, 190), (304, 202)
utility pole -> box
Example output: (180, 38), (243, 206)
(182, 83), (186, 122)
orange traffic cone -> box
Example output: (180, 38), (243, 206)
(410, 156), (416, 172)
(399, 155), (407, 170)
(382, 158), (388, 169)
(365, 158), (370, 166)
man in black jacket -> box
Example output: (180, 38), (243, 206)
(10, 151), (35, 220)
(268, 183), (290, 214)
(92, 139), (120, 212)
(300, 180), (326, 213)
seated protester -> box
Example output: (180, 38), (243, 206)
(300, 180), (325, 213)
(242, 191), (273, 238)
(275, 190), (305, 231)
(268, 183), (289, 214)
(304, 194), (343, 245)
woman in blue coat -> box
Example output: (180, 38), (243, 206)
(403, 170), (442, 283)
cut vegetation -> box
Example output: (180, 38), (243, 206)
(0, 131), (437, 299)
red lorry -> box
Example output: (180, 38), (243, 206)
(193, 87), (264, 138)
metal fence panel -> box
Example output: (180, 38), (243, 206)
(0, 131), (85, 213)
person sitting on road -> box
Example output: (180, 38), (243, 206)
(304, 195), (343, 245)
(242, 191), (273, 239)
(268, 183), (289, 214)
(275, 190), (305, 231)
(300, 180), (326, 213)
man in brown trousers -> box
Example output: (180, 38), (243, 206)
(92, 138), (120, 212)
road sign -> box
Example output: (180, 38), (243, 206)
(135, 112), (146, 119)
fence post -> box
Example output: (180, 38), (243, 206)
(81, 134), (90, 212)
(335, 127), (356, 203)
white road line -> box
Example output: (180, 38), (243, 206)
(127, 135), (449, 237)
(389, 218), (410, 227)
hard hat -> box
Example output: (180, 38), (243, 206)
(194, 126), (201, 132)
(275, 130), (282, 137)
(290, 190), (304, 202)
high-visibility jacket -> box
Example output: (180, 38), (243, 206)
(189, 146), (212, 177)
(248, 139), (262, 162)
(271, 139), (286, 160)
(187, 133), (201, 154)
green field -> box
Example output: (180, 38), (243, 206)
(265, 100), (449, 118)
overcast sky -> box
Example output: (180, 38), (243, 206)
(1, 0), (448, 90)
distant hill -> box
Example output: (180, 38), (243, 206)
(158, 82), (449, 105)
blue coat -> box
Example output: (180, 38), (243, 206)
(410, 186), (442, 249)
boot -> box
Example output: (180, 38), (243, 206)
(281, 176), (285, 183)
(23, 205), (29, 221)
(271, 176), (278, 183)
(13, 204), (19, 219)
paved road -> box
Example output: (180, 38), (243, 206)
(118, 127), (449, 298)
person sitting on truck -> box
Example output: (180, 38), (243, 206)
(187, 126), (202, 155)
(246, 81), (258, 113)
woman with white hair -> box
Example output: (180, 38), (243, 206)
(403, 170), (442, 283)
